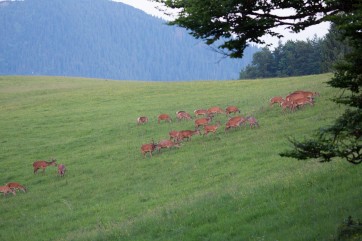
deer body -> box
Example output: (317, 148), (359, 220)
(33, 159), (57, 174)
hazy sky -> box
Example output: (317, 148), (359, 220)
(114, 0), (330, 48)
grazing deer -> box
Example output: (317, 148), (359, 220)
(0, 185), (16, 196)
(194, 116), (213, 129)
(203, 121), (221, 136)
(225, 116), (245, 131)
(157, 139), (180, 152)
(33, 159), (57, 174)
(141, 140), (158, 158)
(225, 106), (240, 116)
(158, 114), (172, 124)
(176, 111), (192, 121)
(246, 116), (259, 128)
(137, 116), (149, 125)
(169, 130), (182, 143)
(269, 96), (285, 107)
(6, 182), (27, 193)
(179, 129), (201, 141)
(58, 164), (66, 177)
(194, 109), (208, 117)
(207, 106), (224, 115)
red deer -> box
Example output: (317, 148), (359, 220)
(33, 159), (57, 174)
(169, 130), (182, 143)
(158, 114), (172, 123)
(225, 106), (240, 116)
(281, 100), (296, 112)
(6, 182), (27, 193)
(286, 91), (319, 102)
(225, 116), (245, 131)
(293, 97), (314, 109)
(176, 111), (192, 121)
(269, 96), (285, 107)
(194, 116), (213, 129)
(137, 116), (148, 125)
(246, 116), (259, 128)
(207, 106), (224, 115)
(179, 129), (201, 141)
(194, 109), (208, 117)
(228, 116), (247, 125)
(141, 140), (158, 158)
(58, 164), (66, 177)
(203, 121), (221, 136)
(157, 139), (180, 152)
(0, 185), (16, 196)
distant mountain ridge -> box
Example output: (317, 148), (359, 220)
(0, 0), (259, 81)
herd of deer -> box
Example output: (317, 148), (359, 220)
(0, 159), (67, 197)
(269, 90), (319, 111)
(139, 90), (319, 158)
(1, 90), (318, 196)
(139, 105), (261, 158)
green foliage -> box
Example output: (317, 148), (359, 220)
(155, 0), (354, 58)
(0, 74), (361, 241)
(280, 1), (362, 164)
(240, 38), (332, 79)
(336, 216), (362, 240)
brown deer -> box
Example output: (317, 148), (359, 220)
(137, 116), (148, 125)
(33, 159), (57, 174)
(281, 100), (296, 112)
(58, 164), (66, 177)
(203, 121), (221, 136)
(194, 116), (213, 129)
(6, 182), (27, 193)
(158, 114), (172, 123)
(194, 109), (208, 117)
(157, 139), (181, 152)
(269, 96), (285, 107)
(176, 111), (192, 121)
(141, 140), (158, 158)
(225, 116), (245, 131)
(207, 106), (224, 115)
(246, 116), (259, 128)
(179, 129), (201, 141)
(0, 185), (16, 196)
(169, 130), (182, 143)
(225, 106), (240, 116)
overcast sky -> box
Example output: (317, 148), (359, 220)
(114, 0), (330, 48)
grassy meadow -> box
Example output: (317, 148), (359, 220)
(0, 74), (361, 241)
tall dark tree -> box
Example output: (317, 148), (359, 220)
(151, 0), (361, 164)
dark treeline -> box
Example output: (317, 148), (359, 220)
(239, 25), (350, 79)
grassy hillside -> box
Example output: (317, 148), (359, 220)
(0, 74), (360, 241)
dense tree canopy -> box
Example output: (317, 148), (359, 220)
(240, 26), (350, 79)
(152, 0), (355, 58)
(152, 0), (362, 164)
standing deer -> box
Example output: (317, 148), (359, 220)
(156, 139), (181, 152)
(158, 114), (172, 123)
(141, 140), (158, 158)
(58, 164), (66, 177)
(203, 121), (221, 136)
(33, 159), (57, 174)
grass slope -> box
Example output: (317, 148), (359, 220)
(0, 74), (360, 241)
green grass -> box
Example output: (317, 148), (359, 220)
(0, 74), (360, 241)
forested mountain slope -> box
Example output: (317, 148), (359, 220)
(0, 0), (259, 81)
